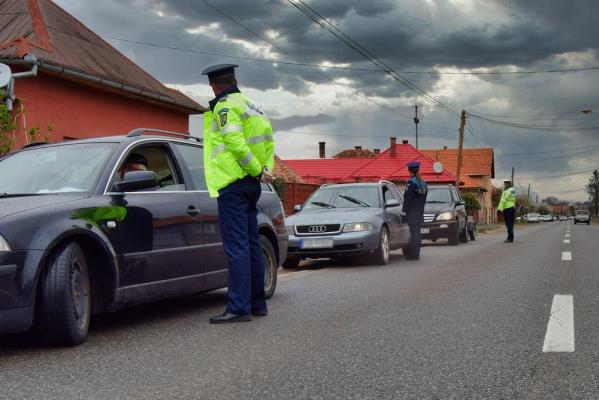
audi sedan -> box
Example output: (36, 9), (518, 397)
(283, 182), (411, 267)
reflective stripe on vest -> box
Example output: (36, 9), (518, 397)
(221, 124), (243, 135)
(239, 152), (254, 166)
(247, 133), (274, 145)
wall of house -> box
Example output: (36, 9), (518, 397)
(10, 73), (191, 149)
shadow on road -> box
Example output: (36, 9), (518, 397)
(0, 290), (230, 353)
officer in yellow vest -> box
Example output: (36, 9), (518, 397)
(202, 64), (275, 323)
(498, 180), (516, 243)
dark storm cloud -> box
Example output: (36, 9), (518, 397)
(270, 113), (336, 130)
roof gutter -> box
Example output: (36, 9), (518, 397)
(1, 54), (38, 111)
(0, 57), (204, 113)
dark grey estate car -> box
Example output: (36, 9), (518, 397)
(0, 129), (287, 345)
(421, 185), (475, 245)
(284, 181), (411, 266)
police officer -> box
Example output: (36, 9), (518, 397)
(402, 161), (428, 260)
(498, 180), (516, 243)
(201, 64), (275, 323)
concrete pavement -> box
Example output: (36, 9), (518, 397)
(1, 221), (598, 399)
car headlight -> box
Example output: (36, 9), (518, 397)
(343, 222), (374, 232)
(0, 234), (12, 252)
(285, 226), (295, 235)
(436, 212), (454, 221)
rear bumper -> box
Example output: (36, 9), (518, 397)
(421, 221), (457, 240)
(287, 230), (380, 258)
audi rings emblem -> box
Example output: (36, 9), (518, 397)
(308, 225), (327, 233)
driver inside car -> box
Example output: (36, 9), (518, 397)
(118, 153), (149, 179)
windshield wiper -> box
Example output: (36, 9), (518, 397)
(0, 193), (50, 198)
(338, 194), (370, 207)
(311, 201), (336, 208)
(426, 200), (448, 203)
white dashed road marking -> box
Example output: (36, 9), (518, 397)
(562, 252), (572, 261)
(564, 240), (571, 244)
(565, 234), (570, 237)
(543, 295), (575, 352)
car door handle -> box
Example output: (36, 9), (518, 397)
(187, 207), (201, 217)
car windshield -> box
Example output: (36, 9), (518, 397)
(426, 188), (452, 203)
(303, 185), (380, 210)
(576, 210), (588, 215)
(0, 143), (116, 195)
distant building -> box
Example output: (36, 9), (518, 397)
(0, 0), (204, 151)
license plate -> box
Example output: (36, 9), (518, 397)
(420, 228), (430, 234)
(300, 238), (334, 249)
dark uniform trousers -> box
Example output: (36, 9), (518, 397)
(503, 206), (515, 240)
(217, 176), (267, 316)
(407, 224), (422, 259)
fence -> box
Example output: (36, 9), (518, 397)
(284, 183), (320, 215)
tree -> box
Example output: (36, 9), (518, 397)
(586, 169), (599, 216)
(461, 193), (481, 210)
(492, 187), (503, 208)
(543, 196), (560, 205)
(537, 204), (550, 214)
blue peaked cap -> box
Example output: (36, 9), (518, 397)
(406, 161), (421, 169)
(201, 63), (239, 82)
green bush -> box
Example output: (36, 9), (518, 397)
(272, 177), (285, 202)
(462, 193), (481, 210)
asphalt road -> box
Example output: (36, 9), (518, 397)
(1, 221), (598, 399)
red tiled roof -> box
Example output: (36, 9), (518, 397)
(0, 0), (204, 113)
(273, 155), (305, 183)
(283, 143), (458, 184)
(347, 144), (456, 183)
(284, 158), (372, 184)
(420, 148), (495, 178)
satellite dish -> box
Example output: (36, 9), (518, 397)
(0, 63), (11, 88)
(433, 161), (444, 174)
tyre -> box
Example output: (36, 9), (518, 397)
(448, 223), (459, 246)
(372, 226), (390, 265)
(260, 235), (278, 299)
(282, 256), (300, 269)
(459, 223), (469, 243)
(38, 242), (91, 346)
(468, 225), (476, 241)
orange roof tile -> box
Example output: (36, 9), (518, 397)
(420, 148), (495, 178)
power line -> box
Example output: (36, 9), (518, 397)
(500, 144), (599, 156)
(287, 0), (461, 118)
(531, 167), (598, 180)
(104, 37), (599, 76)
(468, 113), (599, 131)
(502, 147), (599, 165)
(278, 128), (457, 138)
(465, 119), (484, 148)
(198, 0), (417, 122)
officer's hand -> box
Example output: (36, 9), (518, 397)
(400, 211), (407, 217)
(260, 167), (274, 184)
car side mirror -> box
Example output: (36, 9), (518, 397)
(293, 204), (302, 212)
(385, 199), (400, 208)
(456, 200), (465, 206)
(112, 171), (157, 193)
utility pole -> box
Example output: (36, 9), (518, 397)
(511, 167), (514, 185)
(455, 110), (466, 191)
(527, 183), (531, 210)
(414, 105), (420, 149)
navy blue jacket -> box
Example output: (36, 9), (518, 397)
(402, 176), (428, 225)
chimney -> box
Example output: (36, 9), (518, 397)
(354, 145), (362, 150)
(402, 139), (409, 145)
(443, 146), (448, 150)
(319, 142), (326, 158)
(373, 148), (380, 155)
(390, 137), (397, 158)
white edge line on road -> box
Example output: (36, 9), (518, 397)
(564, 239), (571, 244)
(543, 295), (575, 352)
(561, 251), (572, 261)
(565, 234), (571, 237)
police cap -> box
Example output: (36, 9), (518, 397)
(406, 161), (421, 169)
(201, 63), (238, 82)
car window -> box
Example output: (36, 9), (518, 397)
(383, 186), (394, 203)
(114, 145), (183, 192)
(426, 188), (452, 203)
(389, 185), (403, 201)
(303, 185), (380, 210)
(173, 143), (207, 190)
(0, 143), (116, 194)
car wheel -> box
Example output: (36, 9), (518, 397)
(448, 223), (459, 246)
(468, 225), (476, 241)
(260, 235), (278, 299)
(459, 223), (468, 243)
(38, 242), (91, 346)
(282, 256), (301, 269)
(372, 226), (390, 265)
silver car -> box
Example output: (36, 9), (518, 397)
(284, 181), (411, 267)
(574, 210), (590, 225)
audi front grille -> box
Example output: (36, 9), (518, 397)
(296, 224), (341, 235)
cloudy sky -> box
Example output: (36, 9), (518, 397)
(55, 0), (599, 201)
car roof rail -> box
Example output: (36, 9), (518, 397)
(127, 128), (202, 143)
